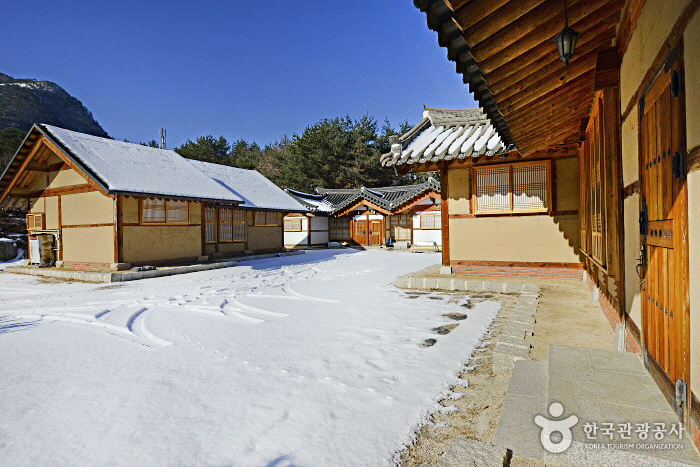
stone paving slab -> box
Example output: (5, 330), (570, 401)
(436, 436), (509, 467)
(499, 335), (530, 349)
(510, 313), (536, 325)
(502, 322), (534, 336)
(506, 360), (548, 397)
(493, 394), (546, 460)
(493, 342), (530, 375)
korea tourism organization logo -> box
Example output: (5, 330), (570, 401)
(535, 403), (578, 453)
(534, 402), (686, 454)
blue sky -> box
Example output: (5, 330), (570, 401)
(3, 1), (476, 148)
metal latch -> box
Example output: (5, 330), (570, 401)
(675, 377), (687, 419)
(673, 151), (685, 179)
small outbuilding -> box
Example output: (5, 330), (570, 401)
(0, 124), (307, 269)
(283, 178), (442, 248)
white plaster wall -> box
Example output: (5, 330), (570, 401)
(413, 229), (442, 245)
(283, 217), (309, 247)
(620, 0), (689, 109)
(684, 9), (700, 398)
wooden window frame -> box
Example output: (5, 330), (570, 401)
(255, 211), (279, 226)
(232, 209), (246, 242)
(204, 206), (217, 243)
(471, 160), (552, 215)
(284, 218), (303, 232)
(140, 198), (190, 225)
(218, 208), (234, 243)
(329, 217), (351, 241)
(420, 213), (441, 230)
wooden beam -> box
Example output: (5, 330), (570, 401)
(453, 0), (511, 33)
(594, 46), (619, 90)
(507, 97), (592, 132)
(501, 70), (595, 116)
(25, 161), (65, 172)
(395, 190), (441, 213)
(616, 0), (647, 58)
(519, 127), (582, 154)
(488, 27), (615, 96)
(464, 0), (548, 48)
(29, 183), (95, 198)
(505, 79), (594, 122)
(497, 59), (597, 114)
(479, 2), (621, 76)
(495, 46), (600, 104)
(510, 108), (592, 141)
(440, 165), (450, 267)
(471, 0), (614, 63)
(0, 136), (48, 203)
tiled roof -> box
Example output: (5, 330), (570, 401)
(380, 107), (508, 168)
(285, 177), (440, 215)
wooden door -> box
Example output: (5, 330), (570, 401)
(640, 50), (688, 386)
(369, 220), (383, 245)
(354, 220), (367, 245)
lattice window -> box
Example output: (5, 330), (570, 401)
(420, 213), (441, 230)
(142, 199), (189, 224)
(232, 210), (246, 241)
(473, 161), (550, 214)
(512, 164), (548, 210)
(142, 198), (166, 223)
(474, 166), (510, 212)
(389, 215), (411, 240)
(166, 200), (188, 223)
(255, 211), (278, 226)
(329, 217), (350, 240)
(284, 218), (302, 231)
(204, 206), (217, 243)
(219, 208), (233, 242)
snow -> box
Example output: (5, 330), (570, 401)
(41, 125), (242, 202)
(189, 160), (308, 212)
(0, 250), (500, 466)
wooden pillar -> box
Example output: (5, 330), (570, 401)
(440, 164), (450, 267)
(307, 215), (311, 247)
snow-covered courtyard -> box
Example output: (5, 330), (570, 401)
(0, 249), (500, 466)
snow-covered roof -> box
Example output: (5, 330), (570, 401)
(189, 160), (308, 212)
(285, 178), (441, 215)
(41, 125), (242, 203)
(380, 107), (508, 168)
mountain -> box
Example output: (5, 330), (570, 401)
(0, 72), (108, 137)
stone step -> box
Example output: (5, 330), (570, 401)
(493, 360), (549, 461)
(436, 436), (510, 467)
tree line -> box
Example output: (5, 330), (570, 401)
(169, 115), (432, 191)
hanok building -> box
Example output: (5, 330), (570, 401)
(0, 124), (307, 269)
(390, 0), (700, 448)
(283, 178), (442, 248)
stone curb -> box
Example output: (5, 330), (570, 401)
(395, 275), (527, 294)
(493, 286), (541, 375)
(436, 436), (510, 467)
(4, 251), (305, 283)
